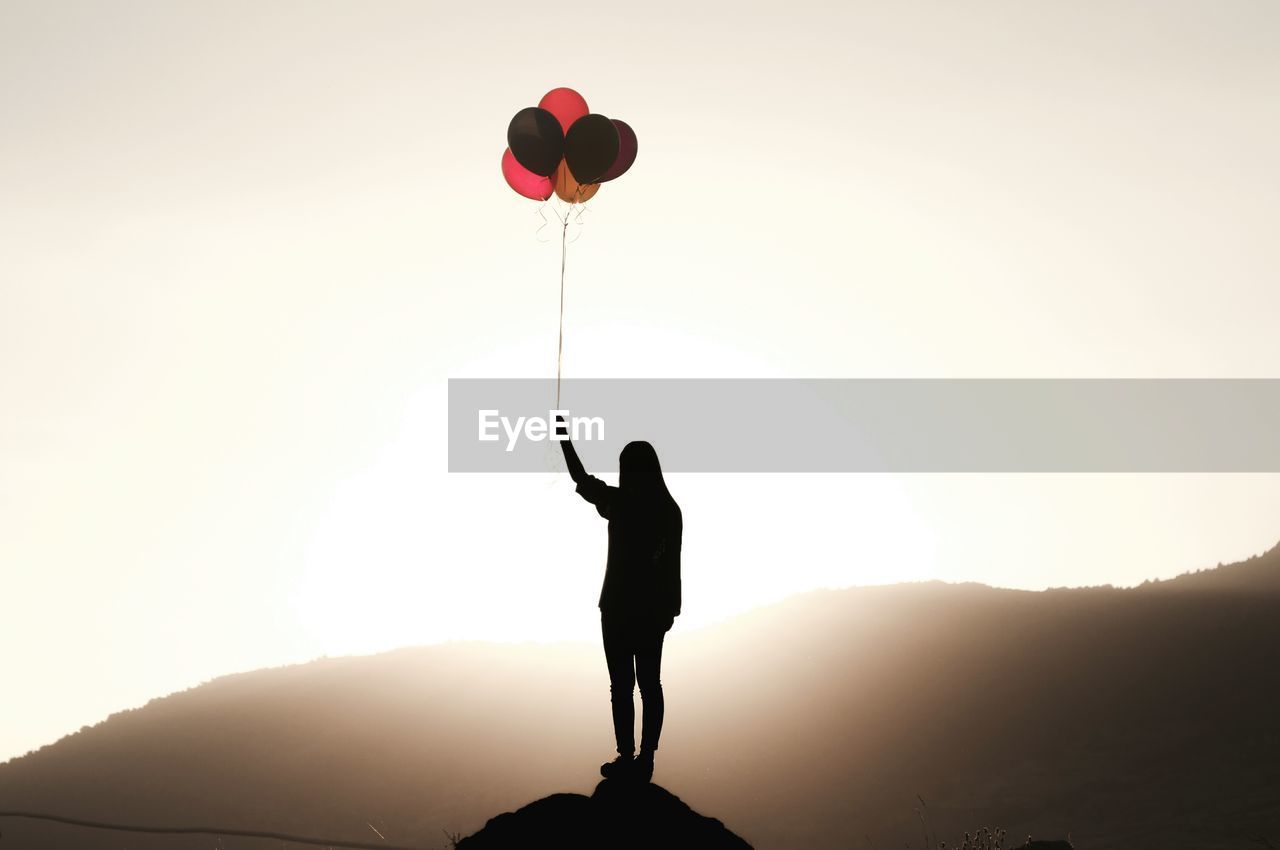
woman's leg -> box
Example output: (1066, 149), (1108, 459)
(601, 613), (636, 755)
(635, 627), (666, 754)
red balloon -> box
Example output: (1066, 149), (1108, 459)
(598, 119), (638, 182)
(538, 87), (589, 135)
(502, 148), (553, 201)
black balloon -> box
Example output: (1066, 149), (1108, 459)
(507, 107), (564, 177)
(564, 114), (620, 184)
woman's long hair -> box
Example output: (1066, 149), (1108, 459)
(618, 441), (678, 515)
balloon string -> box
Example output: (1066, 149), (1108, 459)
(556, 210), (568, 409)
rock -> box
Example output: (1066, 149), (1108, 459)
(455, 779), (753, 850)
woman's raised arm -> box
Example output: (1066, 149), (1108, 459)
(556, 415), (588, 484)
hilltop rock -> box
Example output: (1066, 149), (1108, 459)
(455, 779), (753, 850)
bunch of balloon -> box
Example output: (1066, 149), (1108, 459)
(501, 87), (638, 407)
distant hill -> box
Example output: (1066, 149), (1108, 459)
(1142, 541), (1280, 593)
(2, 543), (1278, 850)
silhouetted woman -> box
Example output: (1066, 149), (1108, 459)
(557, 418), (682, 782)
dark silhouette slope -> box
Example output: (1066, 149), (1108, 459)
(455, 780), (752, 850)
(2, 542), (1278, 850)
(1143, 543), (1280, 593)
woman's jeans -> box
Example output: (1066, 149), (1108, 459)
(601, 610), (668, 755)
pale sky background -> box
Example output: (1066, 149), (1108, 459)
(3, 1), (1279, 763)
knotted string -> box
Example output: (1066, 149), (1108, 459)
(545, 193), (588, 410)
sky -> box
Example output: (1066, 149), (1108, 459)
(3, 0), (1280, 763)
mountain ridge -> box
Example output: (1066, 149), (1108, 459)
(2, 541), (1278, 849)
(11, 538), (1278, 768)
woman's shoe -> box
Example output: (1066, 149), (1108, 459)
(634, 751), (654, 782)
(600, 755), (635, 779)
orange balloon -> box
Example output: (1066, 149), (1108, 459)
(553, 160), (600, 203)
